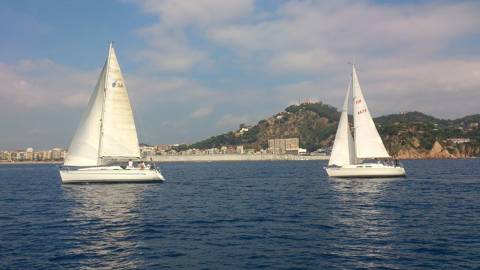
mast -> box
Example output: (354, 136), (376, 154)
(97, 41), (112, 165)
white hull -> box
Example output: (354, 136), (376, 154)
(326, 163), (405, 178)
(60, 166), (165, 184)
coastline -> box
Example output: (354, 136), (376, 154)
(1, 155), (476, 165)
(1, 154), (329, 164)
(0, 161), (63, 165)
(147, 155), (474, 162)
(150, 154), (329, 162)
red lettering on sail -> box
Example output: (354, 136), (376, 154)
(355, 99), (362, 104)
(357, 108), (367, 115)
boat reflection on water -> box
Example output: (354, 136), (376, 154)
(58, 184), (151, 268)
(327, 177), (403, 267)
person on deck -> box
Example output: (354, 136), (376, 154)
(128, 159), (133, 169)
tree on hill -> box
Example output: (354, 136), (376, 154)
(285, 102), (340, 121)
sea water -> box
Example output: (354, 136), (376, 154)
(1, 160), (479, 269)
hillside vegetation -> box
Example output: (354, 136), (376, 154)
(189, 102), (480, 158)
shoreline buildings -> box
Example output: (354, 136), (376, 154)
(0, 148), (66, 162)
(1, 137), (327, 162)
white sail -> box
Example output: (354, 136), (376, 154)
(64, 43), (140, 166)
(98, 44), (140, 163)
(352, 65), (390, 159)
(64, 63), (107, 166)
(329, 80), (356, 166)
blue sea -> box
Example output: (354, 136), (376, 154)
(1, 160), (479, 269)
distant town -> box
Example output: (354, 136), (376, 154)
(0, 138), (329, 163)
(0, 147), (66, 162)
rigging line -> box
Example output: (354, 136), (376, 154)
(97, 41), (112, 165)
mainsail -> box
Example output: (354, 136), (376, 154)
(328, 79), (356, 166)
(64, 43), (140, 166)
(98, 44), (140, 162)
(351, 65), (390, 159)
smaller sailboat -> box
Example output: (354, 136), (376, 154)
(325, 65), (405, 178)
(59, 42), (165, 183)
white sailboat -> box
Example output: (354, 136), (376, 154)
(325, 65), (405, 178)
(59, 42), (165, 183)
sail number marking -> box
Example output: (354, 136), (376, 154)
(112, 80), (124, 88)
(355, 99), (367, 114)
(357, 108), (367, 115)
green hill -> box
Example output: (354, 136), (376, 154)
(187, 102), (480, 157)
(191, 102), (340, 152)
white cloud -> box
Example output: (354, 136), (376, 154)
(134, 27), (209, 72)
(269, 49), (335, 73)
(136, 48), (207, 72)
(0, 58), (221, 112)
(135, 0), (254, 27)
(204, 0), (480, 118)
(129, 0), (480, 119)
(0, 59), (95, 108)
(132, 0), (254, 72)
(125, 75), (219, 107)
(190, 106), (214, 118)
(209, 1), (480, 56)
(271, 58), (480, 119)
(363, 58), (480, 118)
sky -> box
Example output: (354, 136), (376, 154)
(1, 0), (480, 150)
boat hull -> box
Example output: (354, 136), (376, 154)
(326, 163), (405, 178)
(59, 166), (165, 184)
